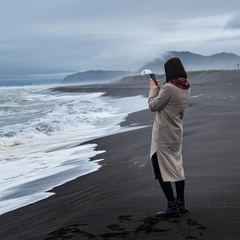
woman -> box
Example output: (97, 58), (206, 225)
(148, 57), (190, 218)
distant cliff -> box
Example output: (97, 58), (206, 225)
(62, 70), (130, 84)
(139, 51), (240, 73)
(62, 51), (240, 84)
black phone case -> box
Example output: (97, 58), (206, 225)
(150, 73), (157, 86)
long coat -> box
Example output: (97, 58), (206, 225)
(148, 83), (190, 182)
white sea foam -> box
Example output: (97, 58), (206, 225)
(0, 85), (148, 215)
(191, 94), (205, 98)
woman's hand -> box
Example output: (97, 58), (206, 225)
(149, 79), (161, 90)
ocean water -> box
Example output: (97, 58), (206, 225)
(0, 85), (148, 215)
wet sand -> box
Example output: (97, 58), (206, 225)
(0, 71), (240, 239)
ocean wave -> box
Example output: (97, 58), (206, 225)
(0, 85), (148, 215)
(0, 90), (115, 147)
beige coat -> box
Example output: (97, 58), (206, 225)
(148, 83), (190, 182)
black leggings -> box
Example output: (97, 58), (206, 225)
(158, 174), (185, 201)
(152, 153), (185, 202)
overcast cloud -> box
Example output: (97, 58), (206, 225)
(0, 0), (240, 81)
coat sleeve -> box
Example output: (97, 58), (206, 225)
(148, 84), (171, 112)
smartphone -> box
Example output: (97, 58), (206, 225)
(150, 73), (158, 86)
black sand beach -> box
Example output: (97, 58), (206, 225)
(0, 70), (240, 240)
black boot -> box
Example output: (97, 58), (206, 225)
(175, 198), (189, 214)
(155, 201), (180, 218)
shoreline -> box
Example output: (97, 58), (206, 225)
(0, 89), (149, 216)
(0, 72), (240, 239)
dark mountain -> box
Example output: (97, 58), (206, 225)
(62, 70), (130, 84)
(62, 51), (240, 84)
(138, 51), (240, 74)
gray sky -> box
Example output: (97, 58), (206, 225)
(1, 0), (240, 81)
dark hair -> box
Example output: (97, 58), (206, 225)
(164, 57), (187, 82)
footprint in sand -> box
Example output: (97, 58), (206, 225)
(43, 223), (95, 240)
(107, 224), (125, 231)
(181, 218), (207, 239)
(117, 214), (133, 222)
